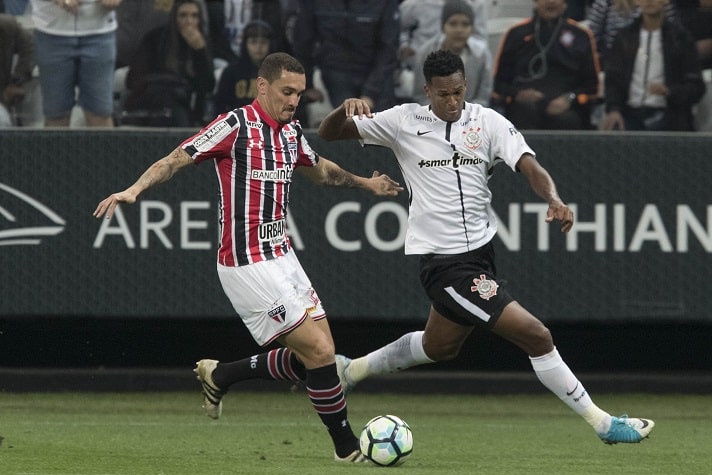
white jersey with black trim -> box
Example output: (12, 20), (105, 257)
(181, 100), (318, 267)
(353, 102), (535, 255)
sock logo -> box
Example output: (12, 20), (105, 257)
(566, 382), (579, 396)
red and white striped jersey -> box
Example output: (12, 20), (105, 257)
(181, 100), (318, 267)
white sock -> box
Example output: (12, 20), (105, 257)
(530, 347), (610, 433)
(347, 331), (434, 383)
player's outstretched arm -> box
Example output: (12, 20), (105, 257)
(517, 153), (574, 233)
(298, 157), (403, 197)
(318, 99), (370, 141)
(93, 147), (193, 220)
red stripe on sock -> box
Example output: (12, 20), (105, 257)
(281, 349), (300, 382)
(267, 349), (279, 380)
(307, 385), (342, 400)
(311, 397), (347, 414)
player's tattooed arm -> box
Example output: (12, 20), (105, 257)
(299, 157), (402, 197)
(93, 147), (192, 220)
(134, 147), (192, 192)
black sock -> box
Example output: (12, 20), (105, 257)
(211, 348), (306, 389)
(306, 363), (359, 458)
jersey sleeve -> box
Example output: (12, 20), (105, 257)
(352, 105), (405, 148)
(486, 109), (535, 171)
(181, 112), (240, 164)
(296, 130), (319, 168)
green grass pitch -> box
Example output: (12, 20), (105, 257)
(1, 391), (710, 474)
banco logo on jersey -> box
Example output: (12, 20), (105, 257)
(418, 152), (484, 169)
(259, 219), (286, 245)
(251, 167), (292, 182)
(0, 182), (65, 246)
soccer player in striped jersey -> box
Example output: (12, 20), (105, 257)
(94, 52), (403, 463)
(318, 49), (655, 446)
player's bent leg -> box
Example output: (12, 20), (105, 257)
(281, 318), (362, 460)
(343, 306), (469, 390)
(490, 301), (553, 356)
(194, 348), (307, 420)
(421, 307), (473, 361)
(493, 302), (655, 444)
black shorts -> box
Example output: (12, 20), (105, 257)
(419, 241), (513, 328)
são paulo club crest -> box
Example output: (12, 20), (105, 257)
(471, 274), (498, 300)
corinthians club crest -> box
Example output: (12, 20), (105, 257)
(471, 274), (498, 300)
(461, 126), (482, 150)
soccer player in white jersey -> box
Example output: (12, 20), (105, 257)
(94, 52), (403, 463)
(318, 49), (655, 445)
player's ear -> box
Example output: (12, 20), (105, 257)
(256, 76), (269, 95)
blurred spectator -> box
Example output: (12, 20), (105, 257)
(3, 0), (29, 15)
(213, 19), (272, 113)
(399, 0), (487, 67)
(224, 0), (287, 58)
(566, 0), (591, 20)
(203, 0), (235, 62)
(492, 0), (600, 130)
(586, 0), (676, 68)
(674, 0), (712, 69)
(0, 13), (34, 126)
(600, 0), (705, 131)
(411, 0), (492, 106)
(31, 0), (120, 128)
(397, 0), (487, 101)
(123, 0), (215, 127)
(115, 0), (172, 69)
(292, 0), (400, 113)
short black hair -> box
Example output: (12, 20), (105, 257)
(258, 53), (305, 82)
(423, 50), (465, 84)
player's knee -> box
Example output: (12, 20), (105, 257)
(423, 341), (461, 362)
(527, 322), (554, 356)
(312, 342), (336, 366)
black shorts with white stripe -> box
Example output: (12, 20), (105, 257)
(419, 241), (512, 328)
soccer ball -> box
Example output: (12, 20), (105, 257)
(359, 414), (413, 466)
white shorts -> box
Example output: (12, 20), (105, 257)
(217, 251), (326, 346)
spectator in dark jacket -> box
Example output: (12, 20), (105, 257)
(214, 19), (274, 113)
(292, 0), (400, 113)
(124, 0), (215, 127)
(601, 0), (705, 131)
(492, 0), (600, 130)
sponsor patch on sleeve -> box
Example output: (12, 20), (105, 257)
(192, 120), (232, 152)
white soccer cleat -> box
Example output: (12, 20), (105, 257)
(334, 448), (368, 463)
(335, 354), (356, 395)
(194, 359), (225, 420)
